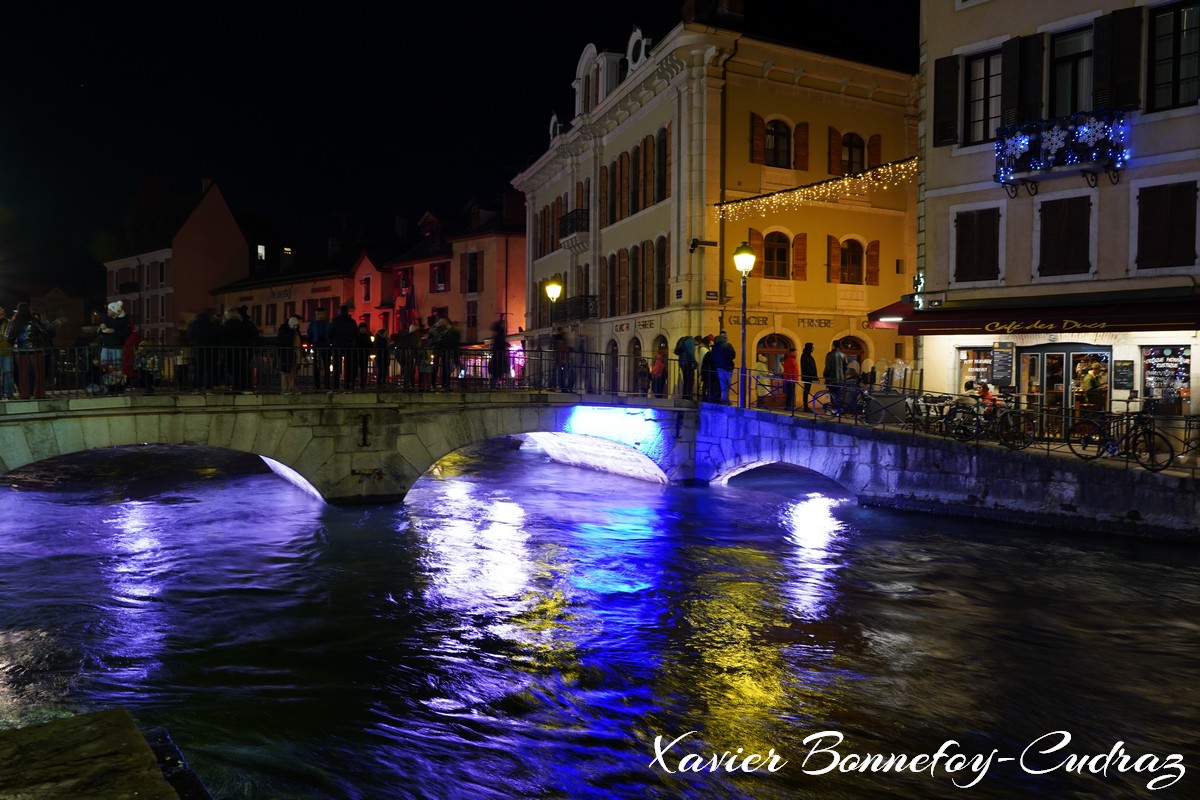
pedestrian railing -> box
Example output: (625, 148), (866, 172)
(9, 343), (1198, 477)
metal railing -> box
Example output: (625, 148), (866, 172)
(7, 344), (1198, 477)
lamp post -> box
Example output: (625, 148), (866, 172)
(545, 279), (562, 328)
(733, 242), (756, 408)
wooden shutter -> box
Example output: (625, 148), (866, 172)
(751, 113), (766, 164)
(643, 135), (655, 205)
(1000, 34), (1044, 125)
(599, 255), (609, 316)
(460, 253), (468, 292)
(827, 235), (841, 284)
(865, 241), (880, 286)
(1138, 182), (1199, 269)
(828, 127), (843, 175)
(791, 233), (807, 281)
(1093, 7), (1143, 111)
(749, 229), (764, 277)
(618, 249), (629, 314)
(793, 122), (809, 170)
(664, 123), (672, 199)
(867, 134), (882, 169)
(476, 253), (484, 293)
(618, 152), (630, 220)
(599, 166), (608, 227)
(933, 55), (960, 146)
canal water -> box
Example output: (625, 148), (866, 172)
(0, 442), (1196, 799)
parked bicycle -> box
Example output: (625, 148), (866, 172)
(810, 381), (871, 417)
(942, 392), (1036, 450)
(1066, 398), (1175, 471)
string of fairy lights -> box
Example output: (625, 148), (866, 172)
(715, 156), (919, 221)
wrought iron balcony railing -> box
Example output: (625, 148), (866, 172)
(994, 110), (1130, 196)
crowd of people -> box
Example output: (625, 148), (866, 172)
(1, 296), (877, 408)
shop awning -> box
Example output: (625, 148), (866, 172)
(866, 298), (1200, 336)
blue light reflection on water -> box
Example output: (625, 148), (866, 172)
(0, 444), (1198, 799)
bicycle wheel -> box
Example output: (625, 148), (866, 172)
(1133, 429), (1175, 472)
(810, 390), (838, 415)
(1066, 418), (1108, 460)
(944, 405), (980, 441)
(997, 409), (1036, 450)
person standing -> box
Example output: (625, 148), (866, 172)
(354, 322), (371, 389)
(711, 330), (736, 404)
(650, 345), (667, 398)
(307, 308), (332, 391)
(677, 334), (697, 400)
(328, 305), (358, 391)
(6, 303), (58, 400)
(800, 342), (818, 412)
(488, 319), (509, 390)
(98, 300), (131, 379)
(0, 306), (14, 400)
(276, 315), (302, 394)
(823, 338), (846, 386)
(397, 323), (421, 390)
(781, 347), (800, 411)
(373, 328), (390, 388)
(187, 310), (219, 391)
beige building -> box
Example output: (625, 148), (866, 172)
(895, 0), (1199, 426)
(105, 180), (248, 346)
(513, 6), (918, 398)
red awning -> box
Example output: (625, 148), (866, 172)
(866, 298), (1200, 336)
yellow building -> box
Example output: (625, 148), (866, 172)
(900, 0), (1200, 424)
(513, 6), (918, 398)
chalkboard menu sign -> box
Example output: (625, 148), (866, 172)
(1112, 360), (1135, 390)
(991, 341), (1014, 388)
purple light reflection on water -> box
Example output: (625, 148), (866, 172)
(0, 444), (1198, 799)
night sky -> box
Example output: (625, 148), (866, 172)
(0, 2), (917, 292)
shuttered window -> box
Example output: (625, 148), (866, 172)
(955, 208), (1001, 282)
(1137, 181), (1199, 270)
(1038, 196), (1091, 276)
(764, 232), (789, 278)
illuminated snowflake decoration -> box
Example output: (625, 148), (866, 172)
(1005, 135), (1031, 158)
(1042, 126), (1068, 156)
(1075, 117), (1106, 147)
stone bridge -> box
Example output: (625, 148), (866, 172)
(0, 392), (1196, 540)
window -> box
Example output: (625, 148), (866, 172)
(361, 276), (371, 303)
(765, 120), (790, 167)
(842, 133), (865, 175)
(466, 300), (477, 332)
(1038, 195), (1092, 276)
(256, 244), (266, 261)
(656, 128), (669, 199)
(954, 208), (1001, 283)
(840, 240), (864, 285)
(1050, 27), (1093, 118)
(1136, 180), (1199, 270)
(628, 246), (641, 314)
(265, 304), (278, 328)
(431, 262), (449, 293)
(964, 50), (1002, 144)
(1149, 2), (1200, 112)
(764, 232), (790, 279)
(466, 252), (480, 293)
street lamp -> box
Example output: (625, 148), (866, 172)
(733, 242), (756, 408)
(545, 279), (562, 328)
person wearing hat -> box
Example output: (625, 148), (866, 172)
(98, 300), (131, 377)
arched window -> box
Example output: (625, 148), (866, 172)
(842, 133), (866, 175)
(656, 127), (669, 199)
(606, 256), (618, 317)
(655, 237), (668, 308)
(841, 239), (864, 284)
(765, 120), (791, 168)
(764, 232), (790, 279)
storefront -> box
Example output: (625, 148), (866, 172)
(868, 297), (1199, 426)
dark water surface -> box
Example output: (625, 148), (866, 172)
(1, 443), (1197, 799)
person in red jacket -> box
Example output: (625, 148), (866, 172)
(781, 347), (800, 410)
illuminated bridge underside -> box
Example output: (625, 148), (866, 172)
(0, 393), (1195, 539)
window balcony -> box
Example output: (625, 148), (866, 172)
(558, 208), (590, 255)
(552, 295), (599, 322)
(994, 110), (1130, 197)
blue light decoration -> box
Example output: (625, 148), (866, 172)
(563, 406), (671, 461)
(994, 109), (1130, 185)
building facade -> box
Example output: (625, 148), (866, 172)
(900, 0), (1199, 426)
(105, 180), (249, 346)
(513, 9), (919, 397)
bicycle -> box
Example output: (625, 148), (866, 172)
(942, 392), (1036, 450)
(1066, 399), (1175, 471)
(810, 381), (871, 417)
